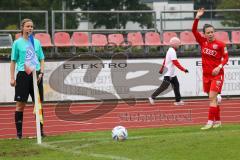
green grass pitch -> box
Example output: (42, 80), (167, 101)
(1, 124), (240, 160)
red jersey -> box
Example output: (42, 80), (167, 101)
(192, 19), (228, 79)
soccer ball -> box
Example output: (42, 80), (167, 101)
(112, 126), (128, 141)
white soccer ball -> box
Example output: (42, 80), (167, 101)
(112, 126), (128, 141)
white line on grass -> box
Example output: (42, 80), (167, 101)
(40, 135), (163, 160)
(41, 140), (133, 160)
(46, 136), (145, 145)
(40, 129), (240, 160)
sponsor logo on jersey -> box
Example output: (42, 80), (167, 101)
(203, 48), (217, 56)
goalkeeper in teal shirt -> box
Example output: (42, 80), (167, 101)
(10, 18), (45, 139)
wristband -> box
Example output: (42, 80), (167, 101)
(218, 64), (223, 69)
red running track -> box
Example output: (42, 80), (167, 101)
(0, 99), (240, 139)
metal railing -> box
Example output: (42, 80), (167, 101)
(51, 10), (157, 36)
(0, 10), (49, 33)
(0, 9), (240, 35)
(160, 9), (240, 32)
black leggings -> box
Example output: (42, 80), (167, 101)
(151, 76), (181, 102)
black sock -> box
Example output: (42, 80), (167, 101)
(40, 123), (44, 135)
(15, 111), (23, 137)
(40, 109), (45, 136)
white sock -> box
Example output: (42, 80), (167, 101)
(215, 121), (221, 124)
(217, 94), (222, 104)
(207, 120), (214, 125)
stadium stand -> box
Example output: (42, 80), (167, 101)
(179, 31), (199, 54)
(0, 34), (13, 48)
(214, 31), (231, 45)
(163, 31), (177, 45)
(180, 31), (197, 45)
(127, 32), (144, 47)
(53, 32), (72, 53)
(91, 34), (108, 53)
(1, 30), (239, 58)
(231, 31), (240, 44)
(35, 33), (53, 47)
(91, 34), (108, 47)
(15, 33), (21, 40)
(144, 32), (162, 46)
(53, 32), (72, 47)
(71, 32), (90, 47)
(108, 33), (127, 46)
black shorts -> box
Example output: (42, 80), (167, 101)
(14, 71), (44, 102)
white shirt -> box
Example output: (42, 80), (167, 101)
(164, 47), (177, 77)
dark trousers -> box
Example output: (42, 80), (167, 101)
(14, 71), (44, 138)
(151, 76), (181, 102)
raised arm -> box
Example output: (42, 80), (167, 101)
(195, 8), (205, 19)
(192, 8), (205, 43)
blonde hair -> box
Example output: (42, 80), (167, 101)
(20, 18), (33, 34)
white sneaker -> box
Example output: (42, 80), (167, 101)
(213, 121), (222, 128)
(217, 94), (222, 104)
(201, 124), (213, 130)
(148, 97), (155, 105)
(174, 101), (184, 106)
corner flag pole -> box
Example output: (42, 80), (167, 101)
(33, 70), (42, 144)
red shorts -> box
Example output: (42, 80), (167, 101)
(203, 74), (224, 93)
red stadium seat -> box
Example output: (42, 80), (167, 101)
(145, 32), (162, 46)
(214, 31), (231, 44)
(108, 34), (126, 46)
(53, 32), (72, 47)
(127, 32), (144, 46)
(91, 34), (108, 47)
(180, 31), (197, 45)
(72, 32), (89, 47)
(163, 32), (177, 45)
(15, 33), (22, 40)
(231, 31), (240, 44)
(35, 33), (53, 47)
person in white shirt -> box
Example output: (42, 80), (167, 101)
(148, 37), (188, 105)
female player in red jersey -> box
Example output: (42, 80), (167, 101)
(192, 8), (229, 130)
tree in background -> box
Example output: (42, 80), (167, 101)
(0, 0), (24, 30)
(194, 0), (221, 10)
(71, 0), (154, 29)
(0, 0), (154, 32)
(0, 0), (77, 33)
(194, 0), (222, 18)
(194, 0), (240, 27)
(216, 0), (240, 27)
